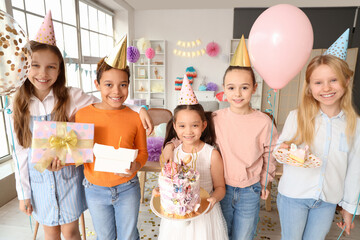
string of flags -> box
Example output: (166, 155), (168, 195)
(63, 50), (97, 77)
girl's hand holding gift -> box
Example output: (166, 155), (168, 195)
(46, 157), (65, 172)
(19, 199), (33, 216)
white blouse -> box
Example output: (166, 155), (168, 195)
(276, 110), (360, 215)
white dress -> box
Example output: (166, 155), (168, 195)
(158, 143), (228, 240)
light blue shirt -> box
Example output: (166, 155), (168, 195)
(277, 110), (360, 215)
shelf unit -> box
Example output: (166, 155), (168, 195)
(132, 40), (166, 108)
(230, 39), (263, 110)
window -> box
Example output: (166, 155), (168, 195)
(0, 97), (11, 163)
(9, 0), (114, 92)
(1, 0), (114, 162)
(79, 0), (114, 96)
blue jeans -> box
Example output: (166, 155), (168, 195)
(83, 176), (141, 240)
(277, 193), (337, 240)
(220, 182), (261, 240)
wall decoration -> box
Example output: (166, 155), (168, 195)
(137, 38), (151, 53)
(176, 39), (202, 48)
(174, 38), (205, 58)
(175, 77), (183, 91)
(186, 66), (197, 79)
(206, 82), (218, 91)
(145, 47), (155, 59)
(127, 46), (140, 63)
(206, 42), (220, 57)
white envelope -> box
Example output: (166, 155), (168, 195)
(93, 143), (138, 174)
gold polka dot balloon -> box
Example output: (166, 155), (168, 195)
(0, 10), (31, 96)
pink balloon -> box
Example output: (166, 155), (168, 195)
(248, 4), (313, 90)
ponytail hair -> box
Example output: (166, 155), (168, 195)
(163, 104), (216, 148)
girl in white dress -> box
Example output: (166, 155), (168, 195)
(155, 103), (228, 240)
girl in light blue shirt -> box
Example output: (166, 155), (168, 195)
(276, 54), (360, 240)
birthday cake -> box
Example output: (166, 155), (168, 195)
(158, 155), (200, 216)
(289, 144), (309, 164)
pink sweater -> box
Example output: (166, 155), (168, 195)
(213, 108), (278, 188)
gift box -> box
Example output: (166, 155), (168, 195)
(93, 143), (138, 174)
(31, 121), (94, 172)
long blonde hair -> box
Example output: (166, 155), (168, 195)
(13, 41), (69, 148)
(289, 54), (358, 146)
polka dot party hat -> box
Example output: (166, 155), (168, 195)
(323, 28), (349, 60)
(178, 74), (198, 105)
(34, 11), (56, 46)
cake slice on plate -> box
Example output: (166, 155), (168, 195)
(289, 144), (309, 164)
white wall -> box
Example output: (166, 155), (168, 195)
(134, 9), (233, 110)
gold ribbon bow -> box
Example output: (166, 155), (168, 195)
(33, 122), (93, 172)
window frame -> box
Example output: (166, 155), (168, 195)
(0, 0), (114, 163)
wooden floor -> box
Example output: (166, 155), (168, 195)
(0, 172), (359, 240)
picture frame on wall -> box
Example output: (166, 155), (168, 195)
(137, 67), (147, 79)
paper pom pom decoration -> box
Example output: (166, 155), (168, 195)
(198, 85), (207, 91)
(206, 82), (218, 91)
(147, 137), (164, 162)
(137, 38), (151, 53)
(206, 42), (220, 57)
(127, 46), (140, 63)
(145, 48), (155, 59)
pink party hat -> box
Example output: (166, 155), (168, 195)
(34, 11), (56, 46)
(178, 74), (198, 105)
(323, 28), (349, 60)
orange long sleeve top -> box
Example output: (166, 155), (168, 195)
(75, 104), (148, 187)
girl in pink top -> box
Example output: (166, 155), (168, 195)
(214, 65), (278, 239)
(163, 65), (278, 240)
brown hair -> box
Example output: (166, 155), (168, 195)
(163, 104), (216, 147)
(13, 41), (69, 148)
(288, 54), (357, 146)
(96, 57), (130, 84)
(223, 66), (256, 85)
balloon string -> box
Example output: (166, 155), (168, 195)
(265, 89), (274, 115)
(264, 90), (277, 191)
(5, 96), (33, 232)
(336, 192), (360, 240)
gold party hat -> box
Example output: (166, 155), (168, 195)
(105, 35), (127, 69)
(230, 35), (251, 67)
